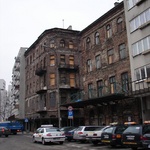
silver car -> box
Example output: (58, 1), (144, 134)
(73, 126), (100, 143)
(86, 126), (110, 145)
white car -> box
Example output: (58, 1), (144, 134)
(87, 126), (110, 145)
(32, 127), (65, 145)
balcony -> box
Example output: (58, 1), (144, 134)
(61, 78), (150, 108)
(36, 86), (47, 94)
(58, 64), (79, 71)
(15, 57), (20, 63)
(36, 107), (47, 113)
(59, 83), (79, 90)
(35, 67), (46, 76)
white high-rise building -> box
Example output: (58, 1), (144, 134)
(10, 47), (27, 121)
(124, 0), (150, 122)
(0, 79), (7, 121)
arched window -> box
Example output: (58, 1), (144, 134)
(117, 17), (123, 32)
(106, 24), (112, 38)
(95, 32), (100, 45)
(86, 37), (90, 49)
(60, 39), (65, 48)
(50, 40), (55, 48)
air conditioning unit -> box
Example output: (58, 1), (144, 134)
(43, 107), (46, 110)
(43, 86), (47, 90)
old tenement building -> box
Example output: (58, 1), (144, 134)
(25, 28), (82, 130)
(24, 1), (146, 131)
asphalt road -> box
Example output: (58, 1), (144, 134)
(0, 133), (144, 150)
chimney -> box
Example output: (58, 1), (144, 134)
(114, 2), (119, 6)
(67, 25), (72, 30)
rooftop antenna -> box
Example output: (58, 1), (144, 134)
(62, 19), (64, 28)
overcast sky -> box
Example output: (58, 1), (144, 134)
(0, 0), (121, 89)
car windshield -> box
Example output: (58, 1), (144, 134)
(123, 126), (140, 134)
(84, 127), (101, 131)
(103, 127), (114, 133)
(143, 125), (150, 134)
(115, 126), (127, 134)
(46, 128), (60, 132)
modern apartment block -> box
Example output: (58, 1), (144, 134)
(123, 0), (150, 122)
(24, 28), (82, 129)
(10, 47), (27, 121)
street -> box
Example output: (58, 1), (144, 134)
(0, 133), (144, 150)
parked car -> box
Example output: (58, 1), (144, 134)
(122, 123), (150, 150)
(0, 126), (11, 137)
(60, 126), (76, 134)
(86, 126), (110, 145)
(101, 124), (128, 147)
(32, 127), (65, 145)
(73, 126), (100, 143)
(65, 127), (77, 141)
(142, 133), (150, 149)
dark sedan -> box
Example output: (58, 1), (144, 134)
(101, 125), (127, 147)
(0, 127), (11, 137)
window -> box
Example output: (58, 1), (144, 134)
(127, 0), (138, 10)
(61, 92), (67, 105)
(106, 24), (112, 38)
(95, 32), (100, 45)
(69, 41), (73, 49)
(60, 73), (66, 84)
(97, 80), (103, 97)
(88, 83), (93, 98)
(70, 73), (75, 87)
(50, 40), (55, 48)
(69, 55), (74, 66)
(108, 49), (114, 64)
(117, 17), (123, 32)
(130, 8), (150, 32)
(50, 55), (55, 66)
(86, 37), (91, 50)
(135, 64), (150, 80)
(132, 35), (150, 56)
(119, 43), (126, 59)
(50, 92), (56, 107)
(60, 55), (65, 65)
(50, 74), (55, 86)
(95, 55), (101, 69)
(121, 72), (129, 92)
(109, 76), (116, 94)
(87, 59), (92, 72)
(60, 39), (65, 48)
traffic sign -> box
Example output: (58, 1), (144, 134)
(68, 106), (73, 111)
(68, 110), (73, 119)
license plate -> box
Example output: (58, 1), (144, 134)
(123, 142), (137, 145)
(101, 140), (110, 143)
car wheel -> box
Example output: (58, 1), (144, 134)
(92, 141), (98, 145)
(110, 144), (116, 147)
(42, 138), (46, 145)
(32, 137), (36, 143)
(5, 135), (8, 137)
(59, 141), (63, 145)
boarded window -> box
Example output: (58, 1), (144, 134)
(69, 56), (74, 65)
(50, 74), (55, 86)
(70, 73), (75, 87)
(50, 55), (55, 66)
(69, 41), (73, 49)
